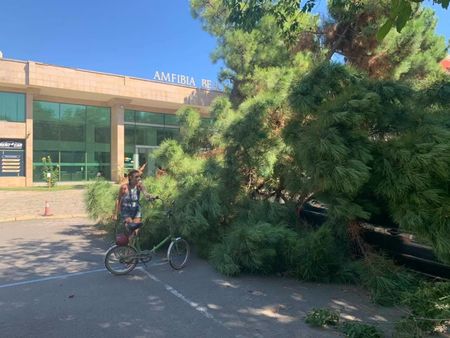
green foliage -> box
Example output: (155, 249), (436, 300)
(378, 0), (449, 40)
(399, 281), (450, 334)
(40, 156), (60, 187)
(85, 180), (116, 221)
(290, 226), (348, 282)
(209, 221), (299, 275)
(119, 6), (450, 336)
(136, 175), (181, 246)
(305, 308), (382, 337)
(376, 8), (447, 85)
(209, 242), (241, 276)
(340, 322), (382, 338)
(83, 2), (450, 312)
(175, 175), (225, 240)
(286, 63), (450, 263)
(394, 319), (426, 338)
(286, 64), (374, 224)
(358, 254), (419, 306)
(305, 308), (340, 327)
(236, 198), (298, 226)
(327, 1), (447, 85)
(209, 96), (239, 147)
(192, 0), (320, 50)
(176, 106), (212, 154)
(224, 94), (286, 187)
(153, 139), (205, 177)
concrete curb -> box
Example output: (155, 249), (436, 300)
(0, 213), (89, 223)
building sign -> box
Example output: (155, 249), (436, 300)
(153, 71), (221, 90)
(0, 139), (25, 177)
(0, 140), (24, 150)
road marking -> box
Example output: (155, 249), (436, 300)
(0, 261), (168, 289)
(0, 268), (106, 289)
(138, 268), (232, 331)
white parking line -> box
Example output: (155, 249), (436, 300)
(0, 268), (106, 289)
(137, 267), (232, 332)
(0, 261), (168, 289)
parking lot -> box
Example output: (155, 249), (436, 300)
(0, 217), (401, 337)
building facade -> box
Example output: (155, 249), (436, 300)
(0, 58), (219, 187)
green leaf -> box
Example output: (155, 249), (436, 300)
(395, 1), (412, 32)
(377, 19), (393, 41)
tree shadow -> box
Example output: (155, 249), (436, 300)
(0, 222), (108, 284)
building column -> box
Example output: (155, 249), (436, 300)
(25, 91), (34, 186)
(111, 103), (125, 183)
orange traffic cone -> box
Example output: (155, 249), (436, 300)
(43, 200), (53, 216)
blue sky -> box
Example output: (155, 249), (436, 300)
(0, 0), (448, 87)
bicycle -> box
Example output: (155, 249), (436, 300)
(104, 199), (190, 275)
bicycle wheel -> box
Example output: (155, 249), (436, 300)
(167, 238), (190, 270)
(104, 245), (138, 275)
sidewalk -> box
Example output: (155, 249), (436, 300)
(0, 189), (88, 223)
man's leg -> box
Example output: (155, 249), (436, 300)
(130, 217), (142, 239)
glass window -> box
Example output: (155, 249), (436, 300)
(164, 114), (179, 126)
(60, 125), (85, 143)
(88, 106), (111, 144)
(93, 127), (109, 143)
(124, 109), (194, 176)
(95, 151), (110, 164)
(124, 152), (134, 170)
(135, 111), (164, 125)
(33, 101), (111, 181)
(33, 121), (59, 142)
(60, 165), (85, 181)
(125, 124), (135, 154)
(163, 128), (180, 142)
(34, 101), (59, 122)
(0, 91), (25, 122)
(60, 104), (85, 123)
(33, 150), (59, 164)
(60, 104), (85, 143)
(124, 109), (135, 123)
(60, 151), (85, 163)
(136, 125), (158, 146)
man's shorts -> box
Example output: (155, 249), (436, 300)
(121, 206), (142, 220)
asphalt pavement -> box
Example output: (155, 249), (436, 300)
(0, 217), (402, 337)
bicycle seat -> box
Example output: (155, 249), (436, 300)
(126, 222), (143, 232)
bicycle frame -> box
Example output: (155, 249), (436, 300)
(123, 199), (178, 256)
(131, 232), (173, 255)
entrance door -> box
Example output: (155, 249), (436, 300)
(135, 146), (158, 177)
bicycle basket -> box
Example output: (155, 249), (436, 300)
(115, 233), (129, 246)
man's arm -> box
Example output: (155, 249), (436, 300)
(137, 181), (158, 201)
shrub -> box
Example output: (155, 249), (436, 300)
(209, 221), (299, 275)
(305, 308), (383, 338)
(340, 322), (382, 338)
(41, 156), (59, 187)
(209, 242), (241, 276)
(334, 260), (365, 284)
(397, 281), (450, 335)
(85, 180), (116, 222)
(305, 308), (340, 327)
(236, 198), (298, 227)
(290, 226), (347, 282)
(358, 254), (419, 306)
